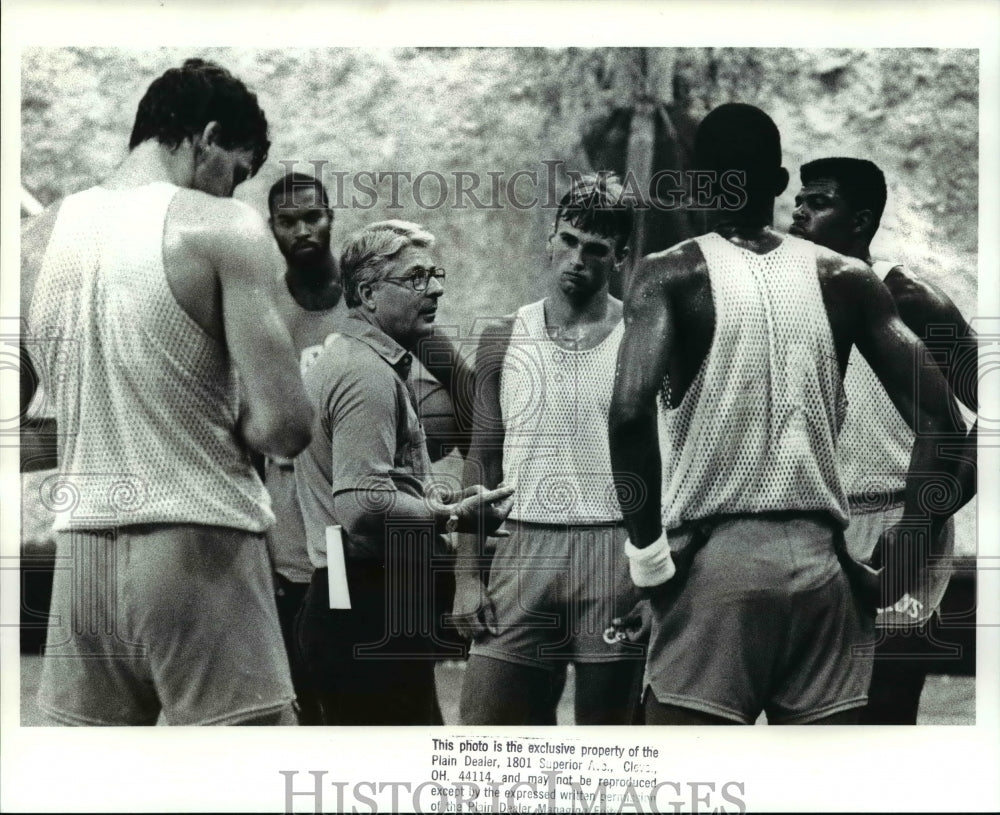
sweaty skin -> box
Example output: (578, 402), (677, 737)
(790, 176), (978, 494)
(21, 182), (313, 461)
(609, 226), (973, 604)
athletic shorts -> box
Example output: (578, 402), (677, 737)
(843, 503), (955, 629)
(645, 513), (876, 724)
(469, 520), (643, 669)
(37, 525), (294, 726)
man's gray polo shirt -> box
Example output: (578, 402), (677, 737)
(295, 313), (432, 564)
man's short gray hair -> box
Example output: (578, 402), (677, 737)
(340, 220), (436, 307)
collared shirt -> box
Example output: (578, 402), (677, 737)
(263, 288), (348, 583)
(295, 313), (432, 564)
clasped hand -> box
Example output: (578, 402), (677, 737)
(426, 481), (515, 537)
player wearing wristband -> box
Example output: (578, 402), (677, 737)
(609, 104), (975, 725)
(23, 59), (312, 726)
(294, 220), (512, 725)
(624, 533), (675, 587)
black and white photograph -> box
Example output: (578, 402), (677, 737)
(3, 1), (999, 813)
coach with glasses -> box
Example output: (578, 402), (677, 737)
(294, 220), (513, 725)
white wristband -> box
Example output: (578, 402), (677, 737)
(624, 531), (676, 587)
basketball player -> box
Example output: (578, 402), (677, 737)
(609, 104), (975, 725)
(454, 174), (643, 725)
(22, 58), (312, 725)
(294, 220), (513, 725)
(791, 156), (978, 723)
(263, 171), (344, 725)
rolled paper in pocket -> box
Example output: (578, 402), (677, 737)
(326, 525), (352, 609)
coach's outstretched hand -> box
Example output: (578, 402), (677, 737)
(444, 482), (514, 640)
(433, 482), (515, 537)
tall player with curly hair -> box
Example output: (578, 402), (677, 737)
(22, 59), (313, 725)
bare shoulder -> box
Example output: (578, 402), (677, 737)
(164, 189), (281, 274)
(476, 314), (519, 346)
(469, 316), (521, 381)
(627, 239), (708, 314)
(813, 243), (880, 294)
(636, 238), (704, 283)
(882, 265), (955, 313)
(608, 296), (624, 323)
(168, 190), (271, 255)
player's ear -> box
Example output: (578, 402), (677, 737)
(774, 167), (789, 197)
(359, 281), (378, 311)
(186, 123), (212, 172)
(200, 121), (222, 148)
(854, 208), (874, 236)
(191, 122), (222, 165)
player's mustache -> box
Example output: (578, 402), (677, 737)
(292, 239), (325, 251)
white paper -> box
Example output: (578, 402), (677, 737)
(325, 525), (351, 610)
(4, 6), (1000, 815)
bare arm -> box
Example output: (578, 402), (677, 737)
(887, 269), (978, 413)
(887, 269), (978, 511)
(460, 320), (513, 488)
(452, 321), (513, 565)
(200, 201), (313, 460)
(413, 334), (476, 457)
(609, 255), (675, 549)
(849, 266), (973, 530)
(451, 319), (515, 639)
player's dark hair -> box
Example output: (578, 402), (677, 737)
(129, 58), (270, 174)
(267, 172), (331, 215)
(800, 157), (887, 230)
(694, 103), (782, 196)
(554, 172), (634, 255)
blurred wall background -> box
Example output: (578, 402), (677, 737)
(20, 47), (979, 553)
(21, 47), (978, 321)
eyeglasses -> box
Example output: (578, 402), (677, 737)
(382, 266), (446, 292)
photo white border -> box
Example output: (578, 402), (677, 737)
(2, 1), (998, 812)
